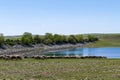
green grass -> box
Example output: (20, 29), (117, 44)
(0, 59), (120, 80)
(87, 34), (120, 47)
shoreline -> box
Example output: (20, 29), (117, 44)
(22, 43), (86, 57)
(42, 43), (85, 52)
(0, 43), (86, 56)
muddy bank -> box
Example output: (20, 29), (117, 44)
(0, 43), (86, 57)
(43, 43), (85, 52)
(23, 43), (86, 57)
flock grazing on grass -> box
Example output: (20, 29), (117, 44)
(0, 55), (107, 60)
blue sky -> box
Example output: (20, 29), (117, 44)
(0, 0), (120, 35)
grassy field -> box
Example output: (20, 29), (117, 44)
(1, 34), (120, 80)
(87, 34), (120, 47)
(0, 59), (120, 80)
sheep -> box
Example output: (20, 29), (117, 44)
(2, 55), (24, 60)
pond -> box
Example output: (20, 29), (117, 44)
(42, 47), (120, 58)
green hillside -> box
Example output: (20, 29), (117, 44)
(87, 34), (120, 47)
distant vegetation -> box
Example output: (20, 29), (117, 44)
(0, 32), (98, 47)
(87, 34), (120, 47)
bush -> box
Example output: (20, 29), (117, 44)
(0, 34), (4, 46)
(21, 32), (33, 45)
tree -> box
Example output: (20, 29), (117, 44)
(53, 34), (68, 44)
(68, 35), (77, 44)
(21, 32), (33, 45)
(87, 35), (98, 42)
(0, 34), (4, 46)
(44, 33), (54, 44)
(5, 39), (15, 46)
(54, 34), (62, 44)
(14, 39), (21, 44)
(44, 39), (52, 45)
(61, 35), (68, 44)
(76, 34), (84, 43)
(34, 35), (43, 44)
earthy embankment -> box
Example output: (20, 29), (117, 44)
(0, 43), (86, 57)
(0, 43), (107, 59)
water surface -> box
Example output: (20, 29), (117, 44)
(42, 47), (120, 58)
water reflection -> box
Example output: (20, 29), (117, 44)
(44, 52), (66, 56)
(43, 48), (84, 56)
(88, 48), (94, 56)
(41, 47), (120, 58)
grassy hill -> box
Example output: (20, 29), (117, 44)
(87, 34), (120, 47)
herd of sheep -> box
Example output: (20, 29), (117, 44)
(0, 55), (107, 60)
